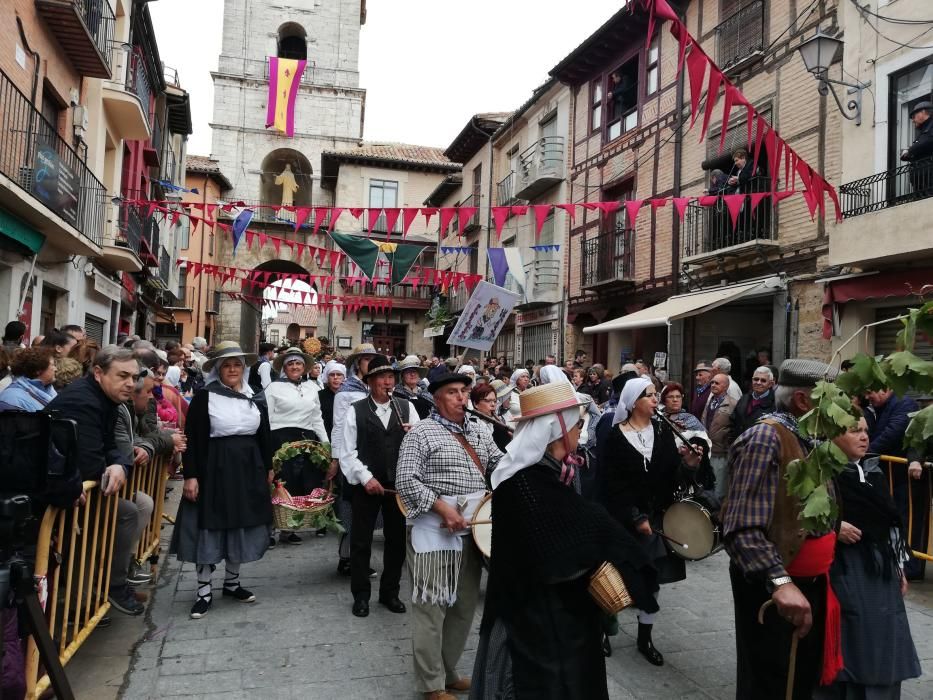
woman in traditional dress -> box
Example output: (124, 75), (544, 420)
(659, 381), (705, 432)
(263, 346), (329, 545)
(171, 341), (274, 619)
(814, 414), (921, 699)
(471, 381), (658, 700)
(318, 360), (345, 436)
(603, 376), (701, 666)
(469, 383), (511, 452)
(505, 368), (530, 427)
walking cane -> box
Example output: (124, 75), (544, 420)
(757, 599), (797, 700)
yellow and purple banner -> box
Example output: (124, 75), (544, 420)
(265, 57), (307, 137)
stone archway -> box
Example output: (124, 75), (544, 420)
(238, 259), (318, 351)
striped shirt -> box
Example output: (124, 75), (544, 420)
(396, 410), (502, 519)
(722, 414), (814, 579)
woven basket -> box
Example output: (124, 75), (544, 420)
(588, 561), (633, 614)
(271, 485), (335, 531)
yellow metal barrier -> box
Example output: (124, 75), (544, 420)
(880, 455), (933, 564)
(24, 455), (170, 699)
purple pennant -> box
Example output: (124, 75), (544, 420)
(486, 248), (509, 287)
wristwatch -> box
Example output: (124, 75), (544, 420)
(767, 575), (793, 593)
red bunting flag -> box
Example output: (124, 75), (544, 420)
(672, 197), (691, 222)
(439, 207), (457, 235)
(367, 208), (382, 234)
(555, 203), (576, 220)
(401, 208), (419, 238)
(532, 205), (551, 239)
(384, 208), (401, 235)
(722, 194), (745, 228)
(492, 206), (511, 239)
(624, 200), (644, 227)
(294, 207), (312, 232)
(312, 207), (329, 236)
(348, 208), (364, 220)
(420, 207), (438, 228)
(456, 207), (478, 237)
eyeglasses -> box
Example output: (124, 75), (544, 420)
(751, 377), (770, 383)
(665, 394), (683, 400)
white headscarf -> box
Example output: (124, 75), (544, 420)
(458, 365), (476, 377)
(509, 368), (530, 387)
(165, 365), (181, 388)
(538, 365), (567, 385)
(323, 360), (346, 383)
(203, 356), (253, 397)
(612, 375), (652, 425)
(491, 403), (584, 490)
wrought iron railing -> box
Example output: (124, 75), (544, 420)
(682, 175), (776, 258)
(73, 0), (116, 73)
(497, 171), (516, 205)
(518, 136), (565, 183)
(161, 146), (177, 183)
(581, 224), (635, 288)
(367, 209), (404, 234)
(126, 46), (152, 124)
(209, 289), (221, 314)
(117, 201), (143, 252)
(717, 0), (765, 71)
(839, 157), (933, 218)
(159, 247), (171, 284)
(458, 193), (481, 232)
(0, 69), (105, 246)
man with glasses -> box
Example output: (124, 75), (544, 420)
(689, 361), (714, 419)
(730, 366), (775, 443)
(702, 373), (738, 498)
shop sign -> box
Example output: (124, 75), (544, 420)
(93, 273), (122, 302)
(515, 306), (558, 325)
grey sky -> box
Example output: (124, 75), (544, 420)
(150, 0), (625, 157)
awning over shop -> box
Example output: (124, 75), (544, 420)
(821, 268), (933, 339)
(582, 277), (783, 334)
(0, 208), (45, 256)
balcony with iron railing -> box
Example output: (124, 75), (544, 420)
(208, 289), (221, 315)
(100, 201), (144, 272)
(515, 257), (561, 309)
(681, 176), (777, 262)
(581, 223), (635, 290)
(163, 286), (195, 310)
(103, 44), (152, 140)
(35, 0), (114, 78)
(0, 69), (105, 255)
(497, 171), (518, 206)
(126, 47), (153, 121)
(366, 209), (405, 235)
(155, 247), (171, 289)
(830, 156), (933, 267)
(343, 280), (433, 309)
(717, 0), (765, 72)
(516, 137), (565, 200)
(458, 193), (481, 233)
(448, 283), (470, 313)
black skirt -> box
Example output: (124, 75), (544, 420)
(271, 427), (326, 496)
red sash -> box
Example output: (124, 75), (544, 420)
(785, 532), (842, 685)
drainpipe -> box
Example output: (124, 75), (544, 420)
(669, 11), (687, 380)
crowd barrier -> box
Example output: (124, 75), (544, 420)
(24, 455), (171, 699)
(881, 455), (933, 564)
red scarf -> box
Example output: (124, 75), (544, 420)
(785, 532), (843, 685)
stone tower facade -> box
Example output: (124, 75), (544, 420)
(209, 0), (367, 347)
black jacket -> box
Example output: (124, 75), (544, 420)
(47, 374), (132, 480)
(903, 118), (933, 162)
(730, 390), (776, 443)
(866, 394), (919, 458)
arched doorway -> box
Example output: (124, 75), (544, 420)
(277, 22), (307, 61)
(259, 149), (313, 220)
(241, 259), (318, 350)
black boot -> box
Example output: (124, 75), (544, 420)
(636, 623), (663, 666)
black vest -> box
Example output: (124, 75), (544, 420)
(351, 397), (410, 484)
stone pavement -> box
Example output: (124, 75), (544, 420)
(65, 491), (933, 699)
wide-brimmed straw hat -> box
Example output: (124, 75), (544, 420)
(362, 355), (396, 381)
(272, 346), (315, 373)
(203, 341), (256, 372)
(489, 379), (513, 403)
(514, 382), (589, 422)
(396, 354), (427, 378)
(347, 342), (379, 365)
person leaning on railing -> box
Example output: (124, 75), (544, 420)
(900, 101), (933, 196)
(46, 345), (149, 616)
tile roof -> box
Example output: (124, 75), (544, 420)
(185, 155), (232, 190)
(272, 306), (319, 327)
(321, 143), (460, 169)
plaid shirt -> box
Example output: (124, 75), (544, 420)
(722, 413), (822, 579)
(396, 410), (502, 519)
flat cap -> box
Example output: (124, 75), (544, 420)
(910, 100), (933, 117)
(777, 358), (838, 386)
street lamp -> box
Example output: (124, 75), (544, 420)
(797, 30), (871, 126)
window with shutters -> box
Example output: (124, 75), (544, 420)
(520, 323), (553, 365)
(84, 314), (105, 345)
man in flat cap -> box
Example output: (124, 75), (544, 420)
(721, 358), (840, 698)
(900, 100), (933, 197)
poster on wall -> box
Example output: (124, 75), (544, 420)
(447, 281), (520, 352)
(33, 145), (80, 227)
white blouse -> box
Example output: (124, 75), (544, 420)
(263, 379), (329, 442)
(622, 424), (655, 460)
(208, 391), (261, 437)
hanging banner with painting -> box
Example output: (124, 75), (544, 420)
(447, 281), (520, 352)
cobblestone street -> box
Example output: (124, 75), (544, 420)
(62, 489), (933, 699)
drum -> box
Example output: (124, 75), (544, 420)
(471, 493), (493, 558)
(662, 497), (721, 560)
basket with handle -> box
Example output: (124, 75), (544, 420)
(587, 561), (633, 614)
(271, 482), (339, 532)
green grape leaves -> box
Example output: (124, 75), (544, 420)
(905, 404), (933, 453)
(881, 351), (933, 396)
(835, 353), (888, 395)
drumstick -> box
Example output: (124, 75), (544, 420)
(659, 532), (689, 549)
(436, 519), (492, 529)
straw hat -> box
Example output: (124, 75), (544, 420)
(514, 382), (589, 422)
(272, 346), (315, 373)
(203, 341), (257, 372)
(489, 379), (513, 403)
(396, 354), (427, 379)
(362, 355), (396, 381)
(347, 342), (379, 365)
